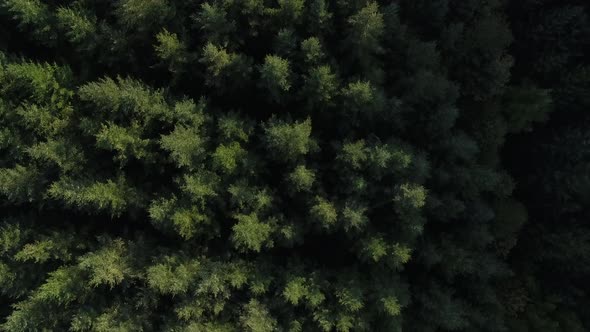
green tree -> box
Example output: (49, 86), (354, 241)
(1, 1), (585, 331)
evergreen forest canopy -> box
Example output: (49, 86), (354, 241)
(0, 0), (588, 331)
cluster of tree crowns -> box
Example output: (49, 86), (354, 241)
(0, 0), (588, 331)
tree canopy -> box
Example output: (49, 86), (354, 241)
(0, 0), (589, 331)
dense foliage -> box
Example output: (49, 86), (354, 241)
(0, 0), (587, 331)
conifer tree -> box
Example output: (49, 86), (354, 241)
(0, 0), (588, 331)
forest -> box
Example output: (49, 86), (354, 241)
(0, 0), (588, 331)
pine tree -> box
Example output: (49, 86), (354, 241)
(1, 1), (586, 331)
